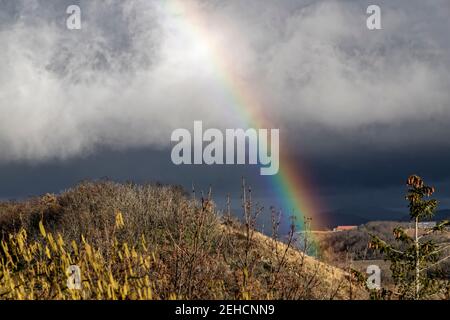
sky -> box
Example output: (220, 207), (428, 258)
(1, 0), (450, 223)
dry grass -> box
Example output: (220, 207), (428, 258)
(0, 181), (366, 300)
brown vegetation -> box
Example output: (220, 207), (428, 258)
(0, 181), (366, 300)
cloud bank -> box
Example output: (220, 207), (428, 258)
(1, 0), (449, 162)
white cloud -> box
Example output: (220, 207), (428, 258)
(0, 0), (449, 162)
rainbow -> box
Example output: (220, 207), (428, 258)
(163, 0), (327, 249)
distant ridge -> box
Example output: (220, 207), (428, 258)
(315, 206), (450, 230)
(316, 206), (406, 230)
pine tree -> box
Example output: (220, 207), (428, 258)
(369, 175), (450, 299)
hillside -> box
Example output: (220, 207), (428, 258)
(315, 222), (450, 283)
(0, 181), (366, 300)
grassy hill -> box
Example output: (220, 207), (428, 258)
(0, 181), (366, 300)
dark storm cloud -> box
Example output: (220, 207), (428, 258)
(1, 0), (450, 213)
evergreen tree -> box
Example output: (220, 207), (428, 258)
(369, 175), (450, 299)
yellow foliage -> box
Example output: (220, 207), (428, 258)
(0, 220), (157, 300)
(39, 221), (46, 239)
(115, 212), (125, 229)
